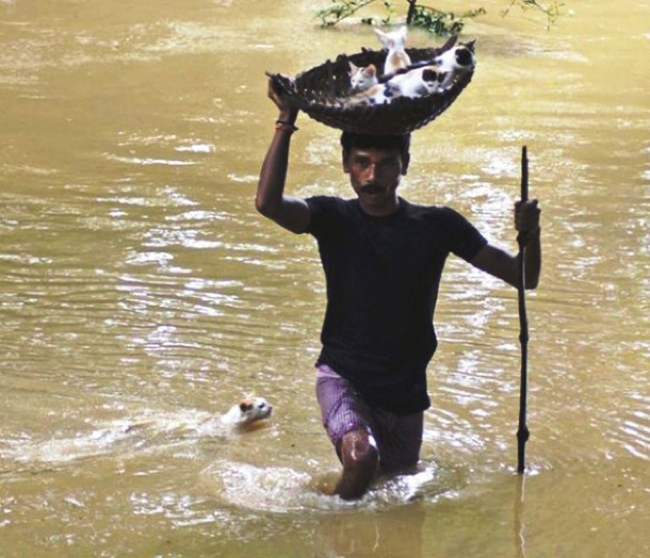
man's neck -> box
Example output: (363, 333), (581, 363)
(359, 196), (401, 217)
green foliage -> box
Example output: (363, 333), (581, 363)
(502, 0), (563, 29)
(409, 5), (486, 35)
(316, 1), (565, 34)
(316, 0), (480, 34)
(382, 0), (397, 24)
(316, 0), (383, 27)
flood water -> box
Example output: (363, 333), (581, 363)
(1, 0), (648, 556)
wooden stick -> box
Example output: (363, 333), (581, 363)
(516, 145), (530, 474)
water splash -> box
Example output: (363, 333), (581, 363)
(204, 459), (453, 513)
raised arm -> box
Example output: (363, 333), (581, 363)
(470, 199), (542, 289)
(255, 79), (311, 234)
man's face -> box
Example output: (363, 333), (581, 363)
(343, 147), (405, 216)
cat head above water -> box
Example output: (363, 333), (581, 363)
(222, 397), (273, 427)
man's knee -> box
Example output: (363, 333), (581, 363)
(333, 428), (379, 500)
(340, 429), (379, 470)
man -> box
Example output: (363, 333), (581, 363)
(256, 81), (541, 500)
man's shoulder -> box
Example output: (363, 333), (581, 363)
(306, 194), (353, 205)
(306, 195), (357, 215)
(304, 195), (358, 236)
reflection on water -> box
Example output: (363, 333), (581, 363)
(1, 0), (649, 556)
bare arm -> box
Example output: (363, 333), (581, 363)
(255, 79), (311, 234)
(470, 200), (542, 289)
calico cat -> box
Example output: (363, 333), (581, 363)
(346, 64), (447, 106)
(348, 62), (379, 92)
(374, 26), (411, 75)
(395, 42), (476, 89)
(385, 65), (447, 98)
(346, 82), (390, 106)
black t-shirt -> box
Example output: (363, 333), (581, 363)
(305, 196), (487, 414)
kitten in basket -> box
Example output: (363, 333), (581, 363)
(349, 62), (379, 92)
(347, 65), (447, 106)
(374, 26), (411, 74)
(347, 27), (410, 96)
(345, 28), (475, 106)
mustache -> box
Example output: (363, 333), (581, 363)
(360, 182), (382, 193)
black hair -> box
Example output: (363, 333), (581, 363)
(340, 131), (411, 173)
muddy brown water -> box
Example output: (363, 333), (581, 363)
(1, 1), (648, 556)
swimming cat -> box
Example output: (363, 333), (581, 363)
(348, 62), (379, 92)
(220, 397), (273, 428)
(119, 396), (273, 436)
(374, 26), (411, 75)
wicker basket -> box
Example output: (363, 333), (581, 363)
(267, 36), (475, 136)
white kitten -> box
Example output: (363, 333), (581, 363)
(433, 43), (475, 86)
(386, 65), (447, 99)
(374, 26), (411, 75)
(349, 62), (379, 92)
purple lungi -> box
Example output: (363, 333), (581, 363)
(316, 364), (423, 473)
